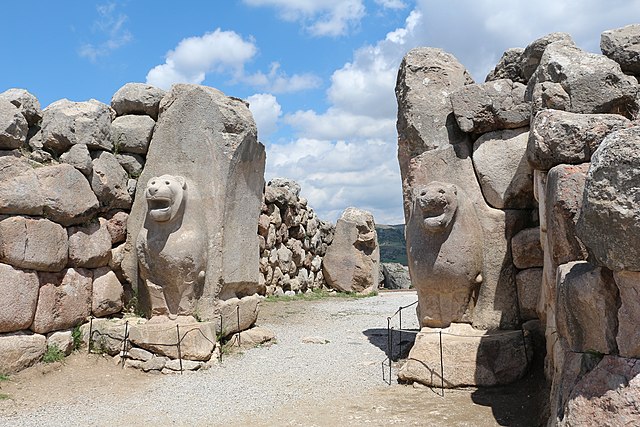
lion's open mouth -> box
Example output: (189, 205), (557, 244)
(148, 197), (172, 213)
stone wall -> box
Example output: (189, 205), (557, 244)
(396, 24), (640, 424)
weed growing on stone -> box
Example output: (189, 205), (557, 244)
(43, 344), (65, 363)
(71, 325), (83, 351)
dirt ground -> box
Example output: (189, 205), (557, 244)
(0, 295), (549, 426)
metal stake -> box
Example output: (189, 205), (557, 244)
(439, 331), (444, 396)
(88, 317), (93, 354)
(176, 325), (183, 375)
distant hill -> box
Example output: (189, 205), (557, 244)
(376, 224), (407, 266)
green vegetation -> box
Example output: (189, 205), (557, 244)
(0, 393), (9, 401)
(71, 325), (83, 351)
(43, 344), (65, 363)
(265, 288), (377, 303)
(376, 224), (407, 266)
(0, 374), (9, 382)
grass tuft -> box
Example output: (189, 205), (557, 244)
(43, 344), (65, 363)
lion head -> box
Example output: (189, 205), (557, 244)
(413, 182), (458, 233)
(145, 175), (186, 222)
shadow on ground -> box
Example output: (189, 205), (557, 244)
(363, 327), (417, 361)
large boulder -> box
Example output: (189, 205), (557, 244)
(213, 294), (261, 337)
(511, 227), (543, 269)
(110, 115), (155, 155)
(31, 268), (93, 334)
(577, 127), (640, 271)
(91, 267), (124, 317)
(90, 150), (132, 210)
(59, 143), (93, 175)
(600, 24), (640, 75)
(0, 156), (45, 216)
(0, 263), (39, 333)
(322, 207), (379, 294)
(450, 79), (530, 134)
(398, 323), (532, 387)
(381, 263), (411, 289)
(0, 216), (68, 271)
(472, 128), (534, 209)
(485, 48), (525, 83)
(0, 98), (28, 149)
(0, 332), (46, 374)
(111, 83), (165, 120)
(40, 99), (113, 154)
(613, 271), (640, 358)
(0, 88), (42, 126)
(527, 109), (631, 170)
(520, 32), (574, 81)
(68, 217), (112, 268)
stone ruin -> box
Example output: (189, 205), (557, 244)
(396, 24), (640, 425)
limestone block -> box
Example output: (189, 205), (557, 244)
(577, 127), (640, 271)
(115, 153), (144, 177)
(90, 150), (132, 210)
(555, 261), (618, 354)
(398, 323), (532, 387)
(381, 262), (411, 290)
(238, 326), (275, 348)
(0, 331), (46, 374)
(0, 216), (68, 271)
(0, 156), (44, 216)
(485, 48), (525, 83)
(111, 115), (155, 155)
(213, 295), (261, 337)
(68, 218), (112, 268)
(520, 32), (574, 81)
(560, 356), (640, 427)
(32, 268), (93, 334)
(60, 144), (93, 175)
(0, 98), (28, 149)
(111, 83), (165, 120)
(128, 316), (216, 361)
(451, 79), (530, 134)
(0, 263), (39, 333)
(47, 330), (74, 356)
(40, 99), (113, 154)
(323, 208), (379, 294)
(35, 163), (99, 226)
(613, 271), (640, 358)
(527, 109), (630, 171)
(601, 24), (640, 75)
(472, 128), (534, 209)
(0, 88), (42, 126)
(516, 268), (542, 321)
(92, 267), (124, 317)
(527, 41), (638, 116)
(511, 227), (543, 269)
(80, 318), (136, 356)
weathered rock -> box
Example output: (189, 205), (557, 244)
(267, 177), (301, 198)
(105, 211), (128, 244)
(577, 127), (640, 271)
(90, 150), (132, 210)
(47, 330), (74, 356)
(0, 216), (68, 271)
(528, 41), (638, 117)
(527, 109), (631, 170)
(124, 84), (265, 318)
(128, 317), (216, 361)
(36, 163), (99, 226)
(302, 336), (330, 344)
(40, 99), (113, 154)
(68, 218), (112, 268)
(520, 32), (574, 81)
(264, 185), (296, 208)
(472, 128), (534, 209)
(59, 143), (93, 175)
(0, 88), (42, 126)
(398, 323), (532, 387)
(0, 156), (44, 216)
(111, 83), (165, 120)
(555, 261), (618, 354)
(0, 263), (39, 333)
(125, 347), (153, 361)
(613, 271), (640, 358)
(560, 356), (640, 427)
(511, 227), (543, 269)
(115, 153), (144, 177)
(323, 208), (379, 294)
(451, 79), (530, 134)
(238, 326), (275, 347)
(31, 268), (93, 334)
(381, 262), (411, 289)
(396, 48), (473, 219)
(516, 268), (542, 321)
(80, 317), (138, 356)
(111, 115), (155, 155)
(601, 24), (640, 75)
(92, 267), (124, 317)
(0, 98), (28, 149)
(164, 358), (203, 371)
(213, 295), (261, 337)
(485, 48), (525, 83)
(0, 332), (46, 374)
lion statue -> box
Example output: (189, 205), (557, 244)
(136, 174), (206, 318)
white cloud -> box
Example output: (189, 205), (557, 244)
(285, 108), (396, 141)
(247, 93), (282, 138)
(146, 29), (257, 90)
(242, 0), (365, 36)
(244, 62), (322, 94)
(374, 0), (406, 9)
(78, 2), (132, 61)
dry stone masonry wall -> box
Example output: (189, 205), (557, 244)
(396, 23), (640, 425)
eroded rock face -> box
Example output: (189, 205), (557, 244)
(520, 32), (575, 81)
(511, 227), (543, 269)
(0, 88), (42, 126)
(0, 263), (39, 333)
(0, 216), (68, 271)
(485, 48), (525, 83)
(323, 207), (379, 293)
(0, 156), (44, 216)
(0, 98), (28, 149)
(614, 271), (640, 358)
(111, 115), (155, 155)
(0, 332), (46, 374)
(111, 83), (165, 120)
(601, 24), (640, 75)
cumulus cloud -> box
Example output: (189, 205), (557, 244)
(247, 93), (282, 137)
(244, 62), (322, 94)
(146, 29), (257, 89)
(242, 0), (366, 36)
(374, 0), (406, 9)
(78, 2), (132, 61)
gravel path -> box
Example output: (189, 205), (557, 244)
(1, 291), (419, 427)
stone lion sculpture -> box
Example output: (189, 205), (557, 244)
(406, 181), (483, 328)
(136, 175), (206, 318)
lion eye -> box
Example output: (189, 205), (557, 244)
(420, 191), (427, 196)
(165, 181), (170, 185)
(151, 181), (156, 185)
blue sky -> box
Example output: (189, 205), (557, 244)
(2, 0), (639, 224)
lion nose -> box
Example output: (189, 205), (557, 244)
(148, 187), (157, 195)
